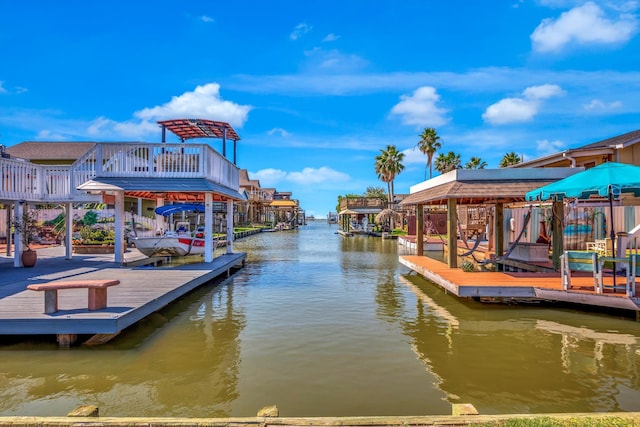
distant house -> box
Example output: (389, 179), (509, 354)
(5, 141), (96, 165)
(513, 129), (640, 169)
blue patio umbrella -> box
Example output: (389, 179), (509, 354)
(526, 162), (640, 284)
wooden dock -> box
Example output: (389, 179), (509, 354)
(0, 246), (246, 344)
(399, 255), (640, 314)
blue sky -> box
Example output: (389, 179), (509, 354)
(1, 1), (639, 218)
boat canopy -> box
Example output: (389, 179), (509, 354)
(154, 203), (205, 216)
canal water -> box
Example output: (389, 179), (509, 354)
(1, 220), (640, 417)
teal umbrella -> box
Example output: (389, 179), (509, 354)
(526, 162), (640, 285)
(525, 162), (640, 202)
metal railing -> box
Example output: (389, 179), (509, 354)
(0, 142), (239, 203)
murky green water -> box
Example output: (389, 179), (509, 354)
(1, 221), (640, 417)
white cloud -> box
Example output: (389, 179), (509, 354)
(135, 83), (252, 128)
(267, 128), (290, 137)
(290, 23), (312, 40)
(482, 84), (565, 125)
(252, 166), (349, 187)
(389, 86), (449, 127)
(536, 138), (566, 155)
(401, 147), (429, 165)
(0, 81), (6, 94)
(323, 33), (340, 42)
(531, 1), (638, 52)
(36, 129), (67, 140)
(79, 83), (252, 139)
(288, 166), (350, 184)
(302, 48), (368, 72)
(522, 83), (565, 99)
(252, 168), (288, 186)
(583, 99), (623, 111)
(200, 15), (214, 23)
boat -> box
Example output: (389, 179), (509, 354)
(132, 204), (216, 257)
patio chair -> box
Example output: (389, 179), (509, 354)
(560, 251), (600, 291)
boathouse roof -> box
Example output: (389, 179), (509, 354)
(77, 177), (246, 201)
(400, 167), (580, 206)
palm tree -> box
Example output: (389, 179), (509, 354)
(416, 127), (442, 180)
(465, 156), (487, 169)
(434, 151), (461, 174)
(374, 145), (405, 205)
(500, 152), (522, 168)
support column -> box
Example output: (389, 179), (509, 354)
(447, 198), (457, 268)
(155, 197), (164, 234)
(114, 191), (125, 264)
(13, 202), (24, 268)
(204, 192), (214, 263)
(226, 199), (234, 254)
(495, 203), (504, 270)
(552, 199), (564, 271)
(65, 202), (73, 260)
(5, 203), (11, 256)
(416, 204), (424, 255)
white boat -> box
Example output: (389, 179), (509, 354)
(132, 204), (214, 257)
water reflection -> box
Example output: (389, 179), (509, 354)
(1, 222), (640, 417)
(0, 282), (246, 417)
(399, 273), (640, 414)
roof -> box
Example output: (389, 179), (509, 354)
(158, 118), (240, 141)
(580, 128), (640, 150)
(5, 142), (96, 161)
(270, 200), (298, 207)
(338, 208), (382, 215)
(400, 168), (580, 206)
(515, 129), (640, 168)
(77, 177), (246, 201)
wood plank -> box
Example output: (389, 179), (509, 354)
(400, 255), (640, 313)
(0, 252), (246, 336)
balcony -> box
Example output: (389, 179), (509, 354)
(0, 142), (239, 203)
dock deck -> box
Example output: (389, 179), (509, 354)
(0, 246), (245, 339)
(400, 255), (640, 313)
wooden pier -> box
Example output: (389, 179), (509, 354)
(0, 246), (246, 345)
(400, 255), (640, 314)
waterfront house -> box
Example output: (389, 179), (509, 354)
(0, 119), (246, 266)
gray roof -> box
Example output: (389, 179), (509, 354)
(579, 129), (640, 149)
(77, 177), (246, 201)
(6, 142), (96, 161)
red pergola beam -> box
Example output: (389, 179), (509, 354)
(158, 118), (240, 141)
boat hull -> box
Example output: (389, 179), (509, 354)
(133, 236), (206, 257)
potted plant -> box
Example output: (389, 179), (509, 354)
(12, 208), (40, 267)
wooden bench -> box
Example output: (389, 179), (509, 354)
(560, 251), (599, 290)
(27, 279), (120, 314)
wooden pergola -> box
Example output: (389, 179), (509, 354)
(399, 168), (580, 270)
(158, 118), (241, 165)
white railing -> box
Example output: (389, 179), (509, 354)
(88, 142), (238, 188)
(0, 142), (239, 202)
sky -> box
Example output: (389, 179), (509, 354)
(1, 1), (639, 218)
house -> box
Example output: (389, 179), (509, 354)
(514, 129), (640, 169)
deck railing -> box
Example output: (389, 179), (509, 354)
(0, 142), (239, 203)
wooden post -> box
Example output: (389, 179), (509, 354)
(495, 202), (504, 270)
(226, 199), (234, 254)
(552, 200), (564, 270)
(416, 204), (424, 255)
(447, 198), (457, 268)
(205, 192), (214, 263)
(65, 202), (73, 260)
(114, 191), (125, 265)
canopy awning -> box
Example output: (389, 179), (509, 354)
(270, 200), (298, 207)
(77, 177), (246, 201)
(338, 208), (382, 215)
(400, 168), (581, 206)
